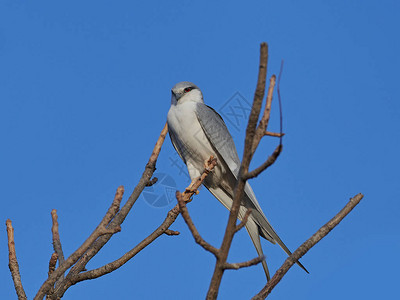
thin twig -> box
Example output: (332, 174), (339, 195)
(234, 209), (252, 233)
(252, 75), (276, 154)
(277, 60), (284, 145)
(164, 229), (180, 236)
(51, 210), (65, 265)
(6, 219), (27, 300)
(224, 256), (264, 270)
(48, 253), (59, 277)
(265, 132), (284, 137)
(146, 177), (158, 187)
(176, 191), (220, 257)
(244, 144), (282, 180)
(252, 193), (364, 299)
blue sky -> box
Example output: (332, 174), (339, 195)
(1, 1), (399, 299)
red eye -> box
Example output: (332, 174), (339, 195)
(184, 87), (193, 93)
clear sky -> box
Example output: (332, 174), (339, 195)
(1, 1), (399, 299)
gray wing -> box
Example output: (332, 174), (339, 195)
(195, 104), (241, 174)
(196, 103), (309, 274)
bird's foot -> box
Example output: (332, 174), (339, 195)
(183, 188), (199, 202)
(204, 156), (218, 173)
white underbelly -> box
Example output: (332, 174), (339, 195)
(167, 102), (224, 182)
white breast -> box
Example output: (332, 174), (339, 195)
(167, 102), (222, 180)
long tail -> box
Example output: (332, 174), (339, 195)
(243, 184), (309, 274)
(245, 217), (270, 280)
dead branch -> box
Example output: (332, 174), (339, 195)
(224, 256), (264, 270)
(164, 229), (180, 236)
(47, 125), (168, 299)
(244, 144), (282, 180)
(35, 186), (125, 300)
(206, 42), (272, 300)
(252, 75), (276, 154)
(46, 253), (58, 300)
(71, 155), (217, 283)
(176, 191), (219, 256)
(51, 210), (65, 266)
(6, 219), (27, 300)
(264, 131), (284, 137)
(252, 193), (364, 299)
(51, 209), (65, 290)
(72, 205), (181, 282)
(234, 209), (252, 233)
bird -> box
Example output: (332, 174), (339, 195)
(167, 81), (308, 280)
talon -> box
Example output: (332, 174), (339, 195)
(184, 188), (199, 196)
(204, 156), (217, 173)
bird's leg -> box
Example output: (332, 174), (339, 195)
(182, 156), (217, 202)
(183, 180), (200, 203)
(204, 155), (218, 173)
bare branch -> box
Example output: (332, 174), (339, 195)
(264, 131), (284, 137)
(224, 256), (264, 270)
(69, 154), (217, 285)
(51, 209), (65, 291)
(6, 219), (27, 300)
(176, 191), (219, 257)
(51, 210), (65, 266)
(72, 205), (181, 282)
(244, 144), (282, 180)
(234, 209), (252, 233)
(48, 253), (58, 276)
(35, 185), (125, 300)
(46, 253), (58, 300)
(252, 193), (364, 299)
(146, 177), (158, 187)
(164, 229), (180, 236)
(206, 42), (269, 300)
(252, 75), (276, 154)
(42, 124), (168, 300)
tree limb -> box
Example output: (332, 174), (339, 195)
(51, 209), (65, 290)
(45, 123), (168, 299)
(252, 193), (364, 299)
(6, 219), (27, 300)
(244, 144), (282, 180)
(51, 210), (65, 266)
(224, 256), (264, 270)
(72, 205), (181, 282)
(71, 156), (218, 283)
(206, 42), (270, 300)
(35, 186), (125, 300)
(252, 75), (276, 154)
(176, 191), (219, 257)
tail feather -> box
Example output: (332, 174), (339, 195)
(245, 217), (270, 280)
(244, 192), (309, 274)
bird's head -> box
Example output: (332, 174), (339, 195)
(171, 81), (203, 105)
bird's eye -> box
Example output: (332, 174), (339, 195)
(184, 87), (193, 93)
